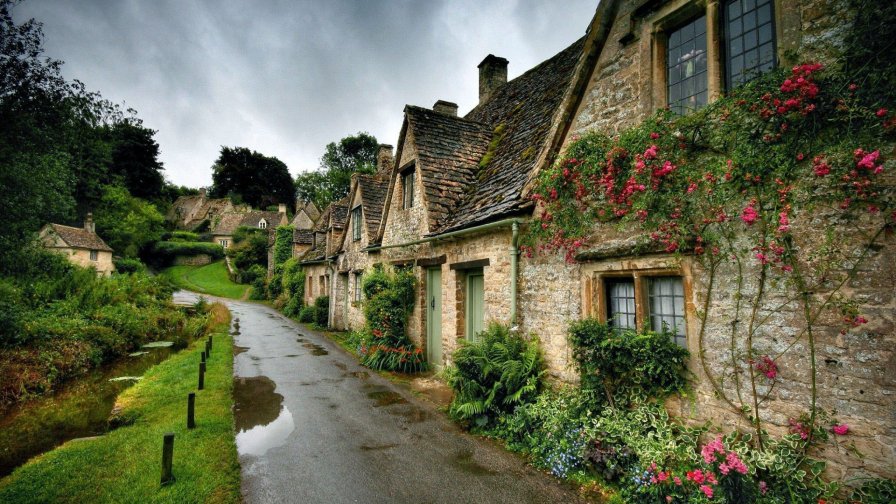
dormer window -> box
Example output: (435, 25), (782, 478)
(259, 219), (267, 230)
(401, 167), (415, 209)
(351, 206), (362, 241)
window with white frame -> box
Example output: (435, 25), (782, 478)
(647, 277), (687, 347)
(259, 220), (267, 230)
(606, 279), (637, 332)
(219, 239), (229, 248)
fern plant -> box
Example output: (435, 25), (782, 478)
(446, 322), (544, 427)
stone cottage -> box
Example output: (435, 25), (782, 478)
(39, 213), (115, 276)
(299, 197), (349, 307)
(315, 0), (894, 482)
(167, 188), (237, 232)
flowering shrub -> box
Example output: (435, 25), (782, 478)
(355, 266), (425, 372)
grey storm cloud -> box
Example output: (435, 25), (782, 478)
(13, 0), (598, 187)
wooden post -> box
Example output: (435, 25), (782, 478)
(198, 362), (205, 390)
(161, 433), (175, 485)
(208, 335), (213, 351)
(200, 351), (206, 364)
(187, 393), (196, 429)
(205, 339), (211, 357)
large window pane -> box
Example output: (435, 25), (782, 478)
(725, 0), (776, 88)
(667, 16), (708, 115)
(648, 277), (687, 347)
(607, 279), (637, 332)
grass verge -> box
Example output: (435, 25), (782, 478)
(162, 261), (249, 300)
(0, 303), (240, 504)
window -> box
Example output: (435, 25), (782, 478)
(667, 15), (708, 115)
(606, 279), (637, 331)
(401, 169), (415, 209)
(259, 220), (267, 230)
(647, 277), (687, 347)
(351, 206), (362, 241)
(219, 239), (229, 248)
(590, 273), (688, 348)
(353, 272), (362, 302)
(89, 250), (98, 261)
(725, 0), (776, 88)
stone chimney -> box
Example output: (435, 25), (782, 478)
(84, 212), (95, 233)
(433, 100), (458, 116)
(278, 203), (287, 215)
(376, 144), (394, 173)
(199, 187), (207, 198)
(478, 54), (508, 105)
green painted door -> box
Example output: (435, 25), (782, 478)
(466, 270), (485, 341)
(426, 267), (442, 367)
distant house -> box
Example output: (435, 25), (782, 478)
(291, 200), (320, 230)
(167, 188), (240, 232)
(39, 213), (115, 276)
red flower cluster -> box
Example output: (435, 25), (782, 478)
(788, 418), (810, 440)
(752, 355), (778, 380)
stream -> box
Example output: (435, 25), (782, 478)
(0, 345), (176, 477)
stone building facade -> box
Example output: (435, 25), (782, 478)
(39, 214), (115, 276)
(307, 0), (894, 481)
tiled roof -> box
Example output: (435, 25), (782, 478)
(404, 106), (493, 231)
(356, 174), (390, 241)
(434, 37), (586, 232)
(46, 224), (113, 252)
(300, 243), (327, 263)
(293, 228), (313, 245)
(313, 206), (331, 232)
(330, 198), (349, 229)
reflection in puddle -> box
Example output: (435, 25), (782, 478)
(233, 376), (294, 457)
(302, 342), (328, 356)
(367, 389), (408, 407)
(451, 449), (495, 475)
(233, 345), (249, 356)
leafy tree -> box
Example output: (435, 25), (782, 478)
(107, 122), (165, 201)
(294, 132), (378, 208)
(209, 146), (294, 209)
(95, 185), (165, 258)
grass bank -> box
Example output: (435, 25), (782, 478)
(0, 303), (241, 504)
(162, 260), (248, 300)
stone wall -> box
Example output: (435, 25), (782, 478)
(173, 254), (212, 267)
(59, 248), (115, 276)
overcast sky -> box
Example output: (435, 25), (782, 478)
(13, 0), (597, 188)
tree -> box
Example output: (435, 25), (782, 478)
(107, 122), (166, 202)
(209, 146), (294, 209)
(294, 132), (378, 208)
(95, 185), (165, 258)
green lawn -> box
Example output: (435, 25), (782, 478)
(163, 260), (249, 299)
(0, 305), (241, 504)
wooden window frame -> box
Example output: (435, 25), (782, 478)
(89, 250), (98, 261)
(401, 166), (415, 210)
(587, 267), (691, 347)
(351, 206), (362, 242)
(353, 271), (363, 303)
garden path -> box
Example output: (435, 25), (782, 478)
(174, 291), (587, 504)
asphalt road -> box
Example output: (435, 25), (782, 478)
(174, 292), (587, 504)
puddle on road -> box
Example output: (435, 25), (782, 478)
(360, 443), (398, 451)
(233, 376), (294, 457)
(367, 389), (408, 407)
(302, 342), (328, 356)
(233, 345), (249, 356)
(333, 361), (347, 371)
(345, 371), (370, 380)
(391, 407), (429, 423)
(451, 449), (495, 476)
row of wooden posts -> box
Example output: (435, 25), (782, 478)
(160, 317), (239, 485)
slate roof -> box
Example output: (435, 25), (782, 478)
(300, 242), (327, 263)
(330, 198), (349, 229)
(404, 106), (493, 231)
(434, 37), (586, 232)
(356, 174), (390, 241)
(293, 228), (313, 245)
(212, 211), (246, 236)
(239, 210), (283, 229)
(45, 224), (113, 252)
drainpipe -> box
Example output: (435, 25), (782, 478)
(326, 259), (334, 328)
(510, 221), (519, 326)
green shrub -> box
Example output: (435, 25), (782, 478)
(314, 296), (329, 326)
(446, 323), (544, 427)
(281, 259), (305, 298)
(568, 319), (689, 407)
(249, 275), (267, 300)
(283, 295), (304, 318)
(273, 225), (293, 267)
(163, 231), (200, 242)
(112, 257), (146, 274)
(298, 305), (316, 323)
(149, 241), (224, 266)
(267, 264), (284, 300)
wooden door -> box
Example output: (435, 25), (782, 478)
(426, 267), (442, 366)
(466, 270), (484, 341)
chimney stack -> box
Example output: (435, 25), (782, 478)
(376, 144), (394, 173)
(278, 203), (287, 215)
(433, 100), (458, 116)
(478, 54), (508, 105)
(199, 187), (207, 198)
(84, 212), (95, 233)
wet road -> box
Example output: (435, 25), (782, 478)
(175, 292), (587, 504)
